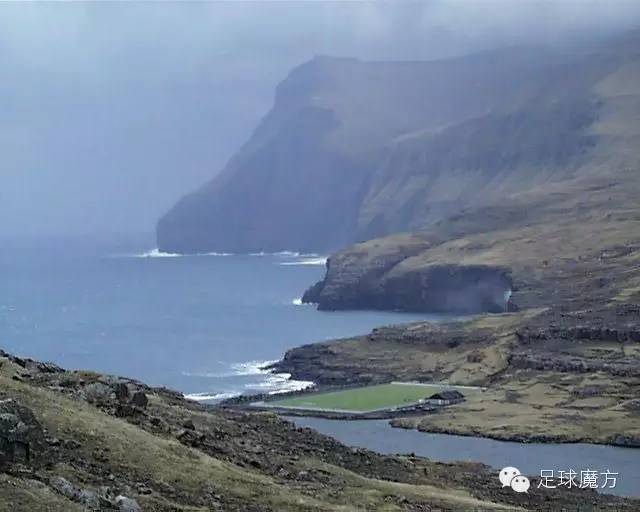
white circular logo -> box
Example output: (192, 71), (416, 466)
(510, 475), (531, 493)
(499, 466), (521, 487)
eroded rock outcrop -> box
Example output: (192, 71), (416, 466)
(0, 399), (46, 469)
(303, 236), (513, 314)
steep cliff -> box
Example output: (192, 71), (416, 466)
(158, 33), (640, 254)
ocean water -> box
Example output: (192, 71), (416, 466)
(0, 238), (436, 400)
(3, 237), (638, 497)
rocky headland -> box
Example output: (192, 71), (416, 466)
(273, 167), (640, 446)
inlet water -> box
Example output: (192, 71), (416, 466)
(288, 417), (640, 498)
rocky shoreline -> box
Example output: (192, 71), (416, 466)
(4, 348), (637, 510)
(268, 170), (640, 449)
(270, 309), (640, 447)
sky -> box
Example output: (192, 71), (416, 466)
(1, 1), (640, 240)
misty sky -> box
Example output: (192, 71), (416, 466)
(2, 1), (640, 240)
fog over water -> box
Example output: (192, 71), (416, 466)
(2, 1), (640, 240)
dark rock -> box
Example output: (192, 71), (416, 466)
(609, 434), (640, 447)
(115, 403), (141, 418)
(176, 428), (205, 447)
(304, 239), (513, 314)
(0, 399), (46, 467)
(130, 391), (148, 408)
(301, 279), (325, 304)
(62, 439), (81, 450)
(114, 382), (130, 402)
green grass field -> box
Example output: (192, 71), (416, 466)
(270, 383), (455, 412)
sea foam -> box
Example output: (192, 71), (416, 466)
(182, 359), (278, 379)
(230, 359), (279, 375)
(120, 249), (322, 259)
(244, 372), (315, 395)
(183, 359), (314, 401)
(115, 248), (234, 258)
(279, 257), (327, 266)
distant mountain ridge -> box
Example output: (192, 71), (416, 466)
(157, 33), (640, 254)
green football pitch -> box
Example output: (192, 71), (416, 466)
(269, 383), (452, 412)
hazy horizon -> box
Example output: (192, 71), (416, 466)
(2, 1), (640, 239)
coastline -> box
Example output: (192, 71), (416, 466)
(4, 347), (636, 510)
(263, 311), (640, 448)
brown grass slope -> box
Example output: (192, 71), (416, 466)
(276, 164), (640, 445)
(3, 351), (633, 511)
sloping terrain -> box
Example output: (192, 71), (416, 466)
(2, 350), (633, 511)
(158, 32), (640, 254)
(302, 165), (640, 313)
(273, 165), (640, 444)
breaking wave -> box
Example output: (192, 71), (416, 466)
(117, 248), (233, 258)
(182, 359), (278, 379)
(244, 372), (315, 395)
(230, 359), (279, 376)
(249, 251), (319, 258)
(117, 249), (323, 259)
(134, 248), (181, 258)
(279, 257), (327, 266)
(183, 359), (314, 402)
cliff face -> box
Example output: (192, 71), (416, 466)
(157, 35), (640, 254)
(301, 162), (640, 313)
(302, 237), (513, 314)
(274, 166), (640, 443)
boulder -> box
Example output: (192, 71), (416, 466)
(49, 476), (81, 501)
(49, 476), (106, 509)
(130, 391), (148, 409)
(0, 399), (46, 467)
(115, 495), (142, 512)
(83, 382), (113, 404)
(114, 382), (130, 402)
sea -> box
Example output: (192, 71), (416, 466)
(2, 236), (638, 497)
(0, 236), (432, 401)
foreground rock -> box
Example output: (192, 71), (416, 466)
(1, 349), (636, 511)
(0, 399), (46, 469)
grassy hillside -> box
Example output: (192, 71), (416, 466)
(3, 349), (631, 511)
(273, 161), (640, 446)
